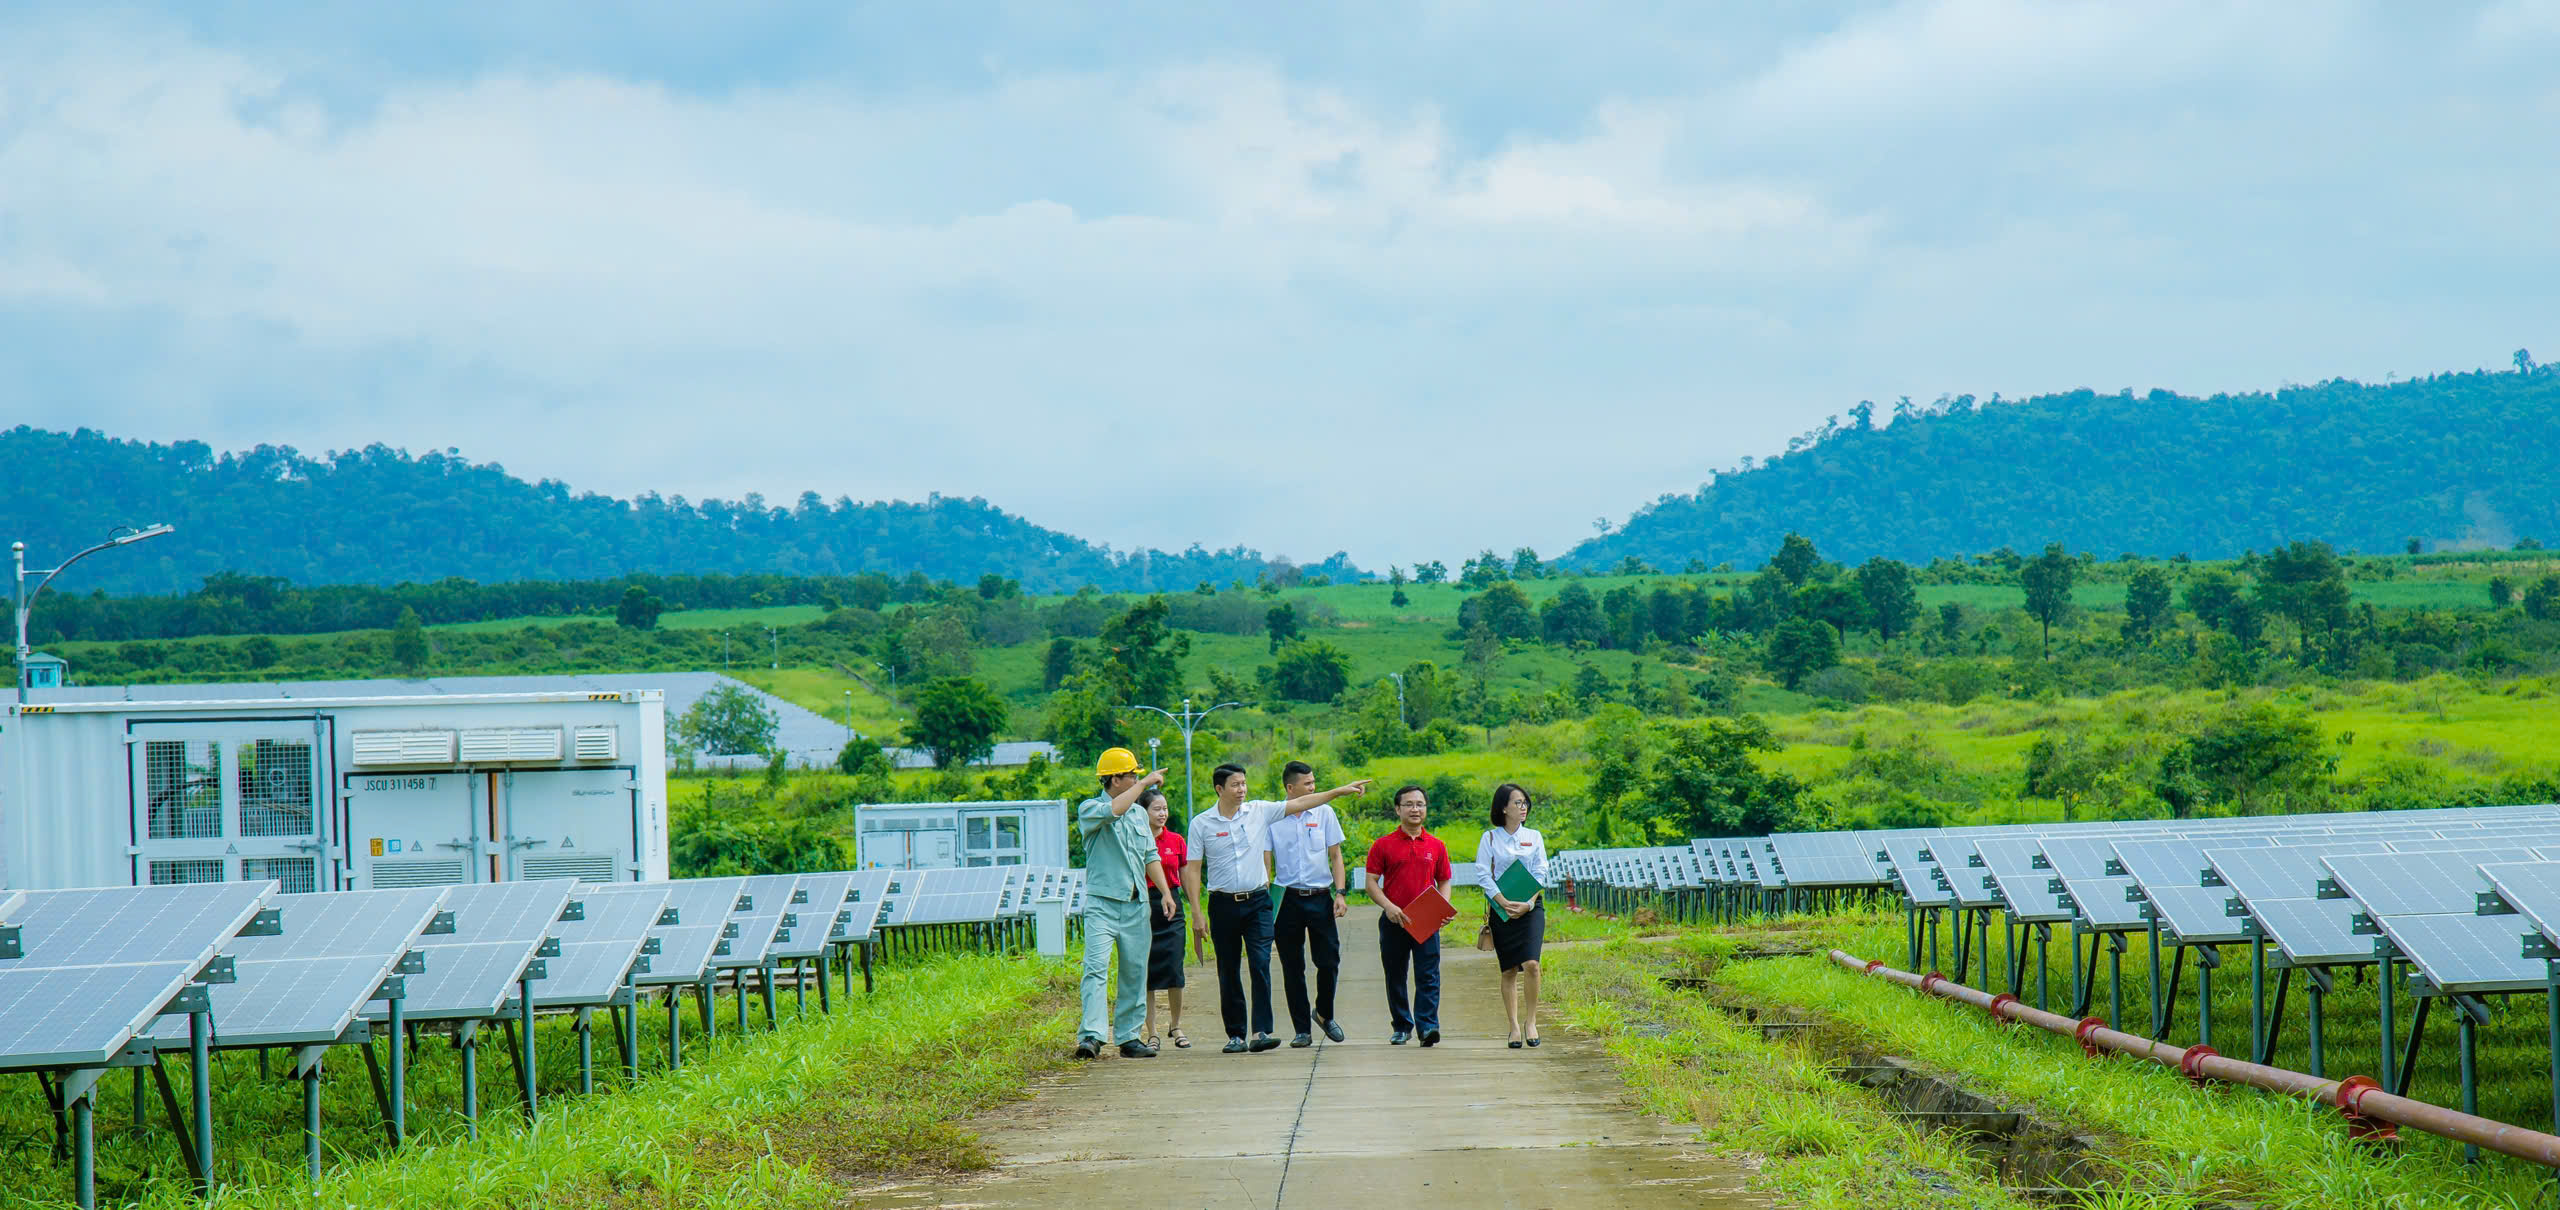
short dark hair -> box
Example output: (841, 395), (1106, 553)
(1212, 763), (1247, 789)
(1490, 782), (1532, 828)
(1138, 787), (1167, 808)
(1280, 760), (1315, 785)
(1393, 784), (1427, 806)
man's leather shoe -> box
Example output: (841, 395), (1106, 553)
(1290, 1033), (1313, 1048)
(1074, 1038), (1100, 1060)
(1222, 1037), (1248, 1054)
(1318, 1019), (1346, 1043)
(1249, 1033), (1281, 1052)
(1420, 1029), (1441, 1047)
(1119, 1039), (1158, 1058)
(1390, 1030), (1410, 1045)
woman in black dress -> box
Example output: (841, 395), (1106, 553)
(1473, 782), (1549, 1048)
(1142, 789), (1191, 1048)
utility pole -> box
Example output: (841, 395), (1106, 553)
(16, 524), (174, 706)
(1123, 697), (1242, 820)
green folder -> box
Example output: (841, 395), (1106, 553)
(1493, 859), (1542, 919)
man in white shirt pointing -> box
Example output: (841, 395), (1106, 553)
(1266, 760), (1351, 1047)
(1185, 763), (1370, 1053)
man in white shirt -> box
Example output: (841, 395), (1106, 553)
(1185, 763), (1370, 1053)
(1266, 759), (1350, 1047)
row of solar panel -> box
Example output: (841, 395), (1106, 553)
(1552, 804), (2560, 999)
(0, 862), (1081, 1078)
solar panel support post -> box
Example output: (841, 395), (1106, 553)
(574, 1008), (594, 1097)
(734, 967), (748, 1034)
(2196, 947), (2216, 1051)
(518, 977), (537, 1116)
(148, 1056), (203, 1183)
(2377, 945), (2397, 1094)
(189, 1006), (213, 1194)
(620, 983), (639, 1086)
(698, 977), (715, 1040)
(298, 1058), (321, 1183)
(2157, 946), (2185, 1041)
(794, 958), (807, 1014)
(2035, 924), (2050, 1012)
(2108, 933), (2126, 1030)
(131, 1069), (145, 1135)
(2546, 959), (2559, 1138)
(2147, 913), (2166, 1037)
(665, 986), (683, 1071)
(861, 939), (875, 994)
(2258, 966), (2292, 1066)
(816, 950), (832, 1014)
(2395, 994), (2432, 1100)
(387, 994), (406, 1147)
(71, 1088), (93, 1210)
(2249, 922), (2266, 1063)
(761, 963), (777, 1028)
(2306, 967), (2330, 1079)
(457, 1022), (480, 1142)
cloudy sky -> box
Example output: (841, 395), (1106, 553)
(3, 2), (2555, 570)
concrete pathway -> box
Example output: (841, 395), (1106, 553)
(853, 904), (1758, 1209)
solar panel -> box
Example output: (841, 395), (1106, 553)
(770, 873), (857, 960)
(2143, 884), (2255, 945)
(2322, 850), (2536, 918)
(1987, 870), (2073, 923)
(711, 875), (800, 970)
(836, 871), (892, 942)
(2065, 875), (2150, 931)
(533, 885), (670, 1008)
(366, 879), (575, 1021)
(142, 887), (446, 1049)
(2373, 911), (2545, 994)
(633, 877), (749, 987)
(905, 868), (1012, 925)
(2250, 897), (2373, 967)
(2205, 843), (2388, 906)
(0, 882), (276, 1070)
(2481, 861), (2560, 949)
(2111, 839), (2221, 892)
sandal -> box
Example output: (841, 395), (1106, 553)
(1145, 1034), (1161, 1050)
(1169, 1028), (1191, 1049)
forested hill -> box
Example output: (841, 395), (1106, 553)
(1569, 364), (2560, 570)
(0, 430), (1356, 595)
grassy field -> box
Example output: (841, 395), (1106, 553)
(437, 605), (828, 634)
(5, 953), (1072, 1210)
(1550, 908), (2556, 1208)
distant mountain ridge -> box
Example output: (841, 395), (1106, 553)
(0, 429), (1357, 595)
(1568, 364), (2560, 570)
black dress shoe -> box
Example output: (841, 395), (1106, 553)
(1390, 1030), (1410, 1045)
(1249, 1033), (1282, 1052)
(1526, 1036), (1542, 1048)
(1508, 1039), (1524, 1049)
(1222, 1037), (1248, 1054)
(1319, 1019), (1346, 1043)
(1420, 1029), (1441, 1047)
(1120, 1039), (1158, 1058)
(1074, 1038), (1100, 1060)
(1290, 1033), (1314, 1048)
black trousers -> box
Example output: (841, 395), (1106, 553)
(1272, 889), (1341, 1033)
(1207, 891), (1276, 1039)
(1377, 915), (1442, 1034)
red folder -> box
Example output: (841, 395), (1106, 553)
(1399, 884), (1456, 944)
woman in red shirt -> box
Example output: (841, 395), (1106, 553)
(1144, 790), (1192, 1049)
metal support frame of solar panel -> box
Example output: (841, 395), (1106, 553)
(2324, 848), (2543, 995)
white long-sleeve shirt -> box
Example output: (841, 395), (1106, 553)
(1473, 825), (1548, 895)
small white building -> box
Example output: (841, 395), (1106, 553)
(1, 674), (669, 892)
(853, 799), (1069, 870)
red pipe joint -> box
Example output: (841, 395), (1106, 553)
(2177, 1045), (2219, 1086)
(1919, 973), (1945, 997)
(1864, 959), (1886, 976)
(2331, 1076), (2401, 1145)
(2073, 1016), (2110, 1059)
(1986, 992), (2021, 1024)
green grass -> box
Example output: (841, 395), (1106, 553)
(437, 605), (827, 634)
(5, 953), (1073, 1209)
(1577, 904), (2556, 1208)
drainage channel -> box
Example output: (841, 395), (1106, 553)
(1664, 976), (2112, 1200)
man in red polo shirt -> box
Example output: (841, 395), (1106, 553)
(1364, 784), (1453, 1046)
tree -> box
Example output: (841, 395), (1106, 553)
(835, 735), (892, 778)
(1268, 639), (1353, 702)
(2524, 576), (2560, 622)
(1414, 560), (1448, 585)
(1763, 616), (1839, 689)
(675, 683), (780, 756)
(1477, 583), (1537, 640)
(615, 585), (664, 630)
(907, 676), (1006, 770)
(1265, 602), (1302, 653)
(2152, 704), (2333, 816)
(240, 635), (281, 669)
(1510, 547), (1544, 579)
(1936, 602), (1965, 643)
(1388, 565), (1410, 609)
(1398, 659), (1447, 730)
(1461, 622), (1502, 694)
(2019, 541), (2075, 656)
(1098, 597), (1190, 705)
(1794, 582), (1864, 637)
(2490, 576), (2516, 607)
(390, 606), (427, 673)
(1854, 557), (1920, 641)
(1042, 677), (1124, 765)
(1041, 636), (1080, 691)
(1540, 582), (1606, 646)
(2122, 566), (2173, 644)
(899, 609), (977, 681)
(2255, 541), (2351, 648)
(1769, 533), (1822, 588)
(1635, 715), (1805, 838)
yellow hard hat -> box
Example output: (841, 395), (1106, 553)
(1094, 747), (1142, 777)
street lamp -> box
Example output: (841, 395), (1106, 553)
(1388, 671), (1408, 729)
(1122, 697), (1242, 819)
(15, 523), (175, 707)
(719, 631), (731, 671)
(766, 625), (779, 670)
(843, 689), (855, 734)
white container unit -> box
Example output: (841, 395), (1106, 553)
(853, 799), (1069, 871)
(2, 687), (667, 892)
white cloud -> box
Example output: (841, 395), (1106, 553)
(0, 3), (2554, 570)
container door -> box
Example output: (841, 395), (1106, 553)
(345, 771), (482, 888)
(131, 722), (328, 892)
(499, 767), (637, 882)
(960, 810), (1026, 867)
(858, 830), (912, 870)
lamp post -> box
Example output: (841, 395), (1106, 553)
(16, 524), (175, 707)
(766, 625), (778, 671)
(843, 689), (854, 734)
(1388, 671), (1408, 729)
(720, 631), (731, 671)
(1122, 697), (1241, 820)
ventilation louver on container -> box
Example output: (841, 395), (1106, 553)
(458, 727), (566, 764)
(572, 725), (619, 761)
(352, 729), (459, 767)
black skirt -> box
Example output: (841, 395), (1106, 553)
(1148, 900), (1187, 991)
(1488, 901), (1545, 972)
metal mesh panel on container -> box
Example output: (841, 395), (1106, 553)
(522, 853), (619, 883)
(149, 858), (225, 885)
(241, 856), (318, 894)
(145, 740), (223, 840)
(237, 740), (315, 837)
(372, 858), (470, 888)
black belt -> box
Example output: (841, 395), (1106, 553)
(1285, 886), (1334, 897)
(1215, 890), (1263, 903)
